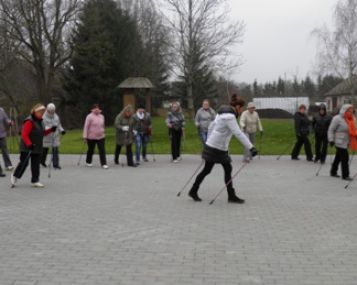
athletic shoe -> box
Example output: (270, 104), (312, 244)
(6, 166), (14, 171)
(136, 161), (140, 166)
(54, 166), (62, 170)
(0, 173), (5, 177)
(228, 196), (245, 204)
(173, 160), (179, 163)
(330, 173), (341, 178)
(143, 158), (149, 162)
(343, 177), (353, 181)
(41, 163), (47, 168)
(291, 157), (300, 161)
(128, 164), (137, 168)
(243, 159), (250, 163)
(102, 165), (109, 169)
(10, 174), (17, 186)
(188, 188), (202, 202)
(32, 182), (45, 188)
(177, 157), (182, 161)
(86, 163), (93, 167)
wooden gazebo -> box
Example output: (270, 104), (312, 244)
(118, 77), (154, 112)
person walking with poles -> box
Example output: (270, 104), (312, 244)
(312, 104), (332, 164)
(132, 105), (152, 165)
(195, 100), (216, 145)
(83, 104), (109, 169)
(291, 104), (313, 161)
(114, 105), (136, 167)
(188, 94), (258, 204)
(41, 103), (66, 169)
(166, 102), (185, 163)
(0, 106), (14, 172)
(328, 104), (357, 181)
(240, 102), (263, 163)
(11, 104), (57, 188)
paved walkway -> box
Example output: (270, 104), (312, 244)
(0, 155), (357, 285)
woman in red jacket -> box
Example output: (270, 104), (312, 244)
(11, 104), (57, 188)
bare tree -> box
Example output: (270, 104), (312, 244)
(313, 0), (357, 96)
(159, 0), (245, 112)
(0, 0), (80, 103)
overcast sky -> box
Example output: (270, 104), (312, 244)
(228, 0), (338, 83)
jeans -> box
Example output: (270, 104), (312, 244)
(199, 130), (208, 145)
(42, 147), (60, 167)
(0, 137), (12, 167)
(86, 139), (107, 166)
(14, 152), (41, 183)
(243, 133), (256, 161)
(135, 134), (149, 162)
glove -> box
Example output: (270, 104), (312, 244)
(122, 126), (129, 132)
(51, 126), (57, 132)
(250, 147), (258, 157)
(329, 142), (335, 147)
(61, 131), (66, 135)
(132, 130), (138, 136)
(26, 144), (35, 150)
(147, 128), (152, 136)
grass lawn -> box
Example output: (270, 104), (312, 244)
(54, 118), (298, 155)
(8, 118), (318, 155)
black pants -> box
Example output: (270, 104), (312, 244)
(192, 161), (234, 193)
(115, 144), (134, 166)
(0, 137), (12, 167)
(14, 152), (41, 183)
(41, 147), (60, 167)
(170, 129), (182, 160)
(291, 135), (313, 160)
(86, 139), (107, 165)
(315, 133), (328, 162)
(331, 147), (349, 179)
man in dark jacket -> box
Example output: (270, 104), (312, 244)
(291, 104), (313, 161)
(312, 104), (332, 164)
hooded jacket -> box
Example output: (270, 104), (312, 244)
(328, 104), (355, 149)
(312, 105), (332, 135)
(206, 105), (252, 151)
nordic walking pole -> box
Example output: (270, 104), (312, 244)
(209, 162), (249, 205)
(277, 143), (293, 160)
(259, 132), (263, 160)
(48, 133), (55, 178)
(177, 160), (204, 197)
(345, 171), (357, 189)
(150, 139), (156, 162)
(11, 151), (32, 188)
(77, 140), (86, 166)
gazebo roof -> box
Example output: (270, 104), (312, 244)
(118, 77), (154, 89)
(325, 76), (357, 97)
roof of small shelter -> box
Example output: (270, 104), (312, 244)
(325, 76), (357, 97)
(118, 77), (154, 89)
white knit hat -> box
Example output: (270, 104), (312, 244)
(247, 102), (255, 109)
(47, 103), (56, 111)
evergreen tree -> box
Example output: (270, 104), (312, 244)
(65, 0), (142, 121)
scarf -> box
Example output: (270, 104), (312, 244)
(344, 112), (357, 151)
(136, 111), (145, 120)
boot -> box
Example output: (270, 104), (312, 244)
(227, 188), (245, 204)
(188, 184), (202, 202)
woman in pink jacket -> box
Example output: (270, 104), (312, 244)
(83, 104), (108, 169)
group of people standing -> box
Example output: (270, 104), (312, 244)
(291, 103), (357, 181)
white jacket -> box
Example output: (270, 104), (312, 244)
(206, 112), (253, 151)
(240, 110), (263, 134)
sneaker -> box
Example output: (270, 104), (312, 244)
(0, 173), (5, 177)
(228, 196), (245, 204)
(10, 174), (17, 186)
(177, 157), (182, 161)
(136, 161), (140, 166)
(188, 188), (202, 202)
(102, 165), (109, 169)
(343, 177), (353, 181)
(173, 160), (179, 163)
(243, 159), (250, 163)
(86, 163), (93, 167)
(32, 182), (45, 188)
(6, 166), (14, 171)
(143, 158), (149, 162)
(330, 173), (341, 178)
(41, 163), (47, 168)
(54, 166), (62, 170)
(291, 157), (300, 161)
